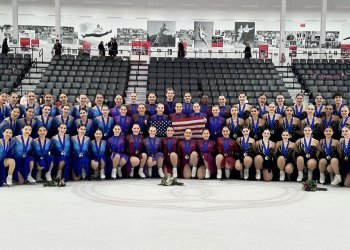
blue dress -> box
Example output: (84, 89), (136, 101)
(189, 112), (207, 118)
(89, 105), (103, 120)
(108, 135), (128, 161)
(110, 105), (121, 117)
(208, 116), (225, 141)
(0, 105), (11, 122)
(71, 136), (91, 178)
(6, 103), (26, 118)
(35, 104), (58, 117)
(19, 118), (38, 138)
(90, 140), (107, 165)
(74, 119), (94, 138)
(56, 106), (74, 116)
(0, 117), (21, 138)
(51, 134), (71, 180)
(182, 102), (193, 117)
(146, 104), (157, 116)
(143, 137), (163, 161)
(54, 115), (75, 135)
(36, 115), (55, 137)
(71, 105), (91, 119)
(12, 135), (34, 181)
(32, 138), (54, 172)
(113, 116), (132, 136)
(94, 116), (115, 139)
(0, 138), (13, 186)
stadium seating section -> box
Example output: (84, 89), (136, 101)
(292, 58), (350, 104)
(0, 53), (32, 93)
(148, 57), (292, 105)
(36, 55), (129, 103)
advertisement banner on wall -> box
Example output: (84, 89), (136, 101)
(259, 44), (269, 59)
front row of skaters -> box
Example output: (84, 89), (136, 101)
(1, 123), (350, 187)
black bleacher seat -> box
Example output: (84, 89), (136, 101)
(146, 58), (292, 105)
(36, 55), (129, 102)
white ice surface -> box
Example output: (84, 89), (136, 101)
(0, 179), (349, 250)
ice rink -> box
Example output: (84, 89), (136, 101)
(0, 179), (349, 250)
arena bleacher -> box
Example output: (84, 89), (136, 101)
(292, 58), (350, 103)
(148, 57), (293, 105)
(0, 53), (32, 93)
(35, 55), (129, 103)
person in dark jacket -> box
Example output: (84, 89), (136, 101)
(1, 38), (9, 55)
(107, 37), (113, 56)
(98, 41), (105, 57)
(53, 39), (62, 56)
(244, 42), (252, 59)
(178, 41), (185, 58)
(110, 39), (118, 57)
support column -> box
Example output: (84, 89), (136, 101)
(55, 0), (61, 40)
(320, 0), (327, 58)
(12, 0), (18, 44)
(279, 0), (287, 64)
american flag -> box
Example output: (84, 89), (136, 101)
(172, 117), (206, 139)
(150, 120), (172, 137)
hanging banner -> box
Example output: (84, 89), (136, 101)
(289, 45), (297, 58)
(341, 44), (350, 59)
(259, 44), (269, 59)
(131, 41), (151, 55)
(82, 41), (91, 54)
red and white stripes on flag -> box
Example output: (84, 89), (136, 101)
(171, 117), (206, 139)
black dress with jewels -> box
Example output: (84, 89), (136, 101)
(276, 144), (295, 165)
(238, 140), (254, 161)
(319, 141), (338, 162)
(340, 141), (350, 179)
(297, 141), (318, 165)
(257, 143), (275, 172)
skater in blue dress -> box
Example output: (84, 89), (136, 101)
(90, 128), (107, 179)
(71, 124), (91, 181)
(32, 126), (54, 182)
(0, 128), (15, 186)
(12, 125), (35, 184)
(51, 123), (71, 180)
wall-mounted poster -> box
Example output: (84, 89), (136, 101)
(255, 31), (280, 48)
(147, 21), (176, 47)
(80, 23), (114, 45)
(0, 24), (78, 44)
(285, 31), (340, 49)
(235, 22), (255, 47)
(116, 28), (146, 46)
(194, 21), (213, 48)
(215, 30), (236, 47)
(175, 29), (194, 48)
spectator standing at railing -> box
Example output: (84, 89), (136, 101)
(243, 42), (252, 59)
(178, 41), (185, 58)
(107, 37), (113, 56)
(110, 38), (118, 57)
(53, 39), (62, 56)
(98, 41), (106, 57)
(1, 38), (9, 55)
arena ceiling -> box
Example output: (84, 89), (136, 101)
(8, 0), (350, 12)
